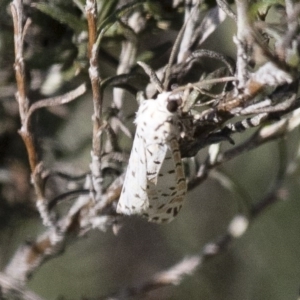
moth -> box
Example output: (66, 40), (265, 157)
(117, 91), (187, 223)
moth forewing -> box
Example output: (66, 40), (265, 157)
(146, 138), (187, 223)
(116, 132), (149, 215)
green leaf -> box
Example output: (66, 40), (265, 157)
(143, 1), (163, 21)
(98, 0), (145, 33)
(100, 74), (139, 97)
(35, 3), (86, 34)
(97, 0), (119, 25)
(95, 0), (146, 52)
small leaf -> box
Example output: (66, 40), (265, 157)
(97, 0), (119, 25)
(98, 0), (145, 33)
(100, 74), (140, 96)
(35, 3), (86, 34)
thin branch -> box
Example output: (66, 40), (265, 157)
(234, 0), (252, 89)
(86, 0), (103, 202)
(216, 0), (236, 21)
(3, 170), (124, 285)
(187, 49), (235, 75)
(113, 11), (145, 109)
(102, 256), (201, 299)
(11, 0), (38, 172)
(137, 61), (164, 93)
(10, 0), (54, 227)
(164, 0), (200, 88)
(188, 104), (300, 190)
(24, 83), (86, 129)
(0, 273), (45, 300)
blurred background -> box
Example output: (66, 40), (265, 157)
(1, 0), (300, 299)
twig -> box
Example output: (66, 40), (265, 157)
(234, 0), (252, 89)
(0, 273), (45, 300)
(164, 0), (200, 87)
(188, 104), (300, 190)
(11, 0), (38, 172)
(86, 0), (103, 202)
(113, 11), (145, 109)
(137, 61), (164, 93)
(11, 0), (54, 227)
(216, 0), (236, 21)
(102, 256), (201, 299)
(24, 83), (86, 129)
(3, 169), (124, 288)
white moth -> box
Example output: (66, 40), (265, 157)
(117, 92), (187, 223)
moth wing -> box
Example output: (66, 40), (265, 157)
(145, 143), (167, 184)
(146, 139), (187, 223)
(117, 130), (149, 215)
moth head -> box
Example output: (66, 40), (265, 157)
(166, 94), (182, 113)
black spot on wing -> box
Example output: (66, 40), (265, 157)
(147, 171), (156, 176)
(147, 148), (153, 156)
(173, 207), (179, 217)
(155, 123), (164, 131)
(177, 178), (185, 184)
(140, 105), (148, 114)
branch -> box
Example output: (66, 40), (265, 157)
(0, 273), (45, 300)
(86, 0), (103, 203)
(24, 83), (86, 129)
